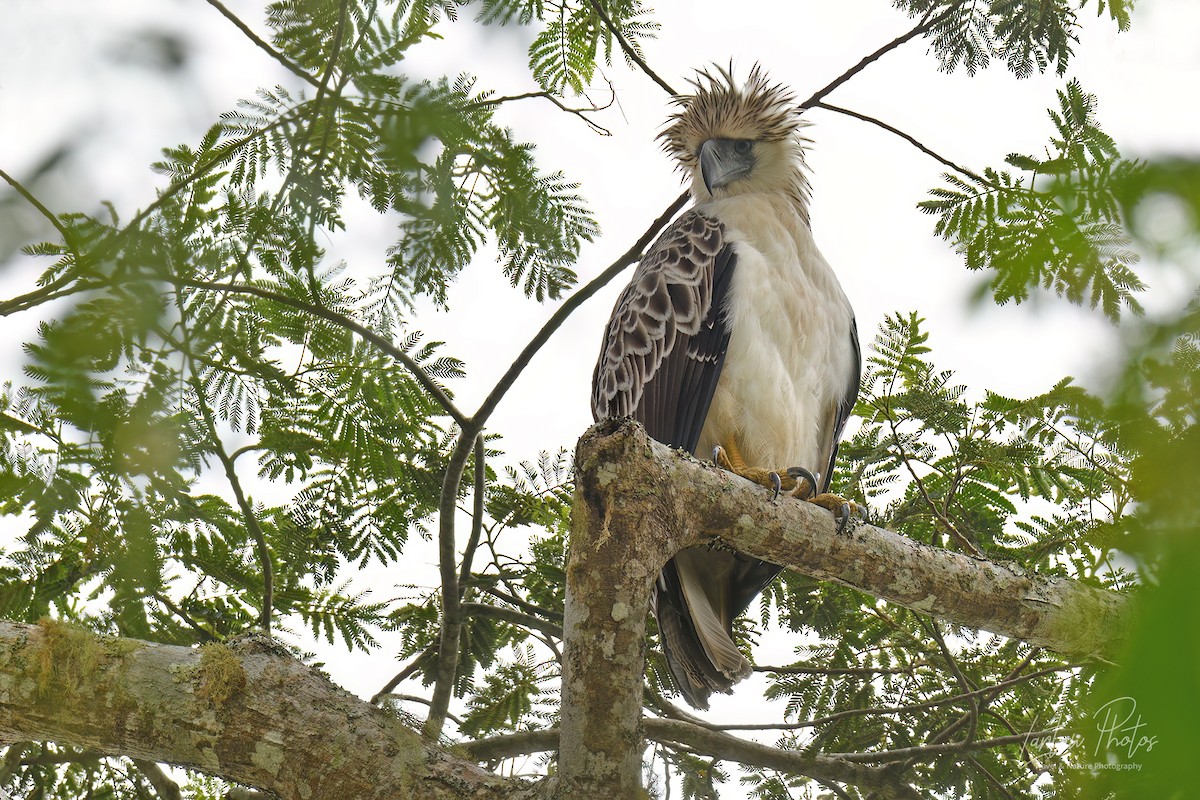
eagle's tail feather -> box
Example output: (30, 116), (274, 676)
(653, 550), (752, 709)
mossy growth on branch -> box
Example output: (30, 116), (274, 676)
(196, 641), (246, 706)
(24, 618), (106, 701)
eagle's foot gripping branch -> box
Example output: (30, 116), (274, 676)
(712, 445), (865, 533)
(806, 492), (868, 534)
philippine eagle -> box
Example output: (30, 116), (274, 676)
(591, 65), (861, 709)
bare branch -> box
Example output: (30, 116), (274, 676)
(800, 7), (946, 109)
(0, 166), (69, 240)
(478, 586), (564, 624)
(370, 645), (434, 705)
(587, 0), (676, 95)
(423, 430), (477, 740)
(458, 433), (488, 588)
(463, 90), (615, 136)
(815, 102), (986, 183)
(461, 602), (563, 640)
(203, 0), (320, 89)
(472, 189), (690, 429)
(754, 662), (919, 677)
(830, 728), (1067, 763)
(646, 720), (923, 800)
(714, 663), (1076, 732)
(462, 720), (922, 799)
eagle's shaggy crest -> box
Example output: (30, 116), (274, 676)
(659, 64), (813, 216)
(660, 63), (810, 171)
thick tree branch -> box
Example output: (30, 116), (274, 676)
(0, 620), (535, 800)
(424, 430), (477, 740)
(131, 758), (182, 800)
(576, 419), (1129, 658)
(557, 419), (1126, 795)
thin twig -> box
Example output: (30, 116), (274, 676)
(829, 727), (1067, 763)
(926, 619), (980, 744)
(0, 166), (69, 239)
(177, 291), (273, 633)
(179, 278), (467, 427)
(883, 404), (985, 557)
(203, 0), (320, 88)
(478, 585), (563, 623)
(151, 592), (217, 642)
(460, 602), (563, 640)
(191, 374), (273, 632)
(464, 721), (918, 797)
(463, 90), (614, 136)
(712, 663), (1074, 731)
(800, 6), (946, 110)
(754, 662), (919, 677)
(587, 0), (676, 95)
(370, 645), (434, 704)
(472, 189), (689, 427)
(815, 102), (985, 183)
(381, 694), (465, 726)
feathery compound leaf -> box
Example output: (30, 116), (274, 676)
(529, 0), (657, 95)
(381, 74), (596, 304)
(475, 0), (541, 25)
(919, 81), (1143, 321)
(896, 0), (1127, 77)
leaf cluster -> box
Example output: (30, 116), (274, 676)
(921, 80), (1144, 321)
(896, 0), (1131, 77)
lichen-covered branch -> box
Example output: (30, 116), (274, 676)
(0, 620), (537, 800)
(574, 419), (1129, 659)
(555, 419), (1127, 797)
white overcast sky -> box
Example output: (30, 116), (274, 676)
(2, 0), (1200, 794)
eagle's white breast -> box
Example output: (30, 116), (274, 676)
(696, 194), (855, 478)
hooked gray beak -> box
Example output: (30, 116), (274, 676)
(699, 138), (755, 194)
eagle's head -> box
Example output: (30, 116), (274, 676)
(660, 64), (812, 214)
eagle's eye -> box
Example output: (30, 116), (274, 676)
(733, 140), (753, 155)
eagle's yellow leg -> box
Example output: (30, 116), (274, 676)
(714, 438), (862, 527)
(713, 438), (814, 497)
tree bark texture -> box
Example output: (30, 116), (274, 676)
(573, 419), (1128, 657)
(0, 420), (1129, 799)
(558, 419), (1129, 797)
(0, 619), (538, 800)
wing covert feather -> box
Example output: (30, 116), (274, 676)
(591, 210), (735, 453)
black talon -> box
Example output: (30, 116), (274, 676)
(769, 471), (783, 501)
(836, 503), (851, 534)
(712, 445), (724, 465)
(785, 466), (819, 499)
